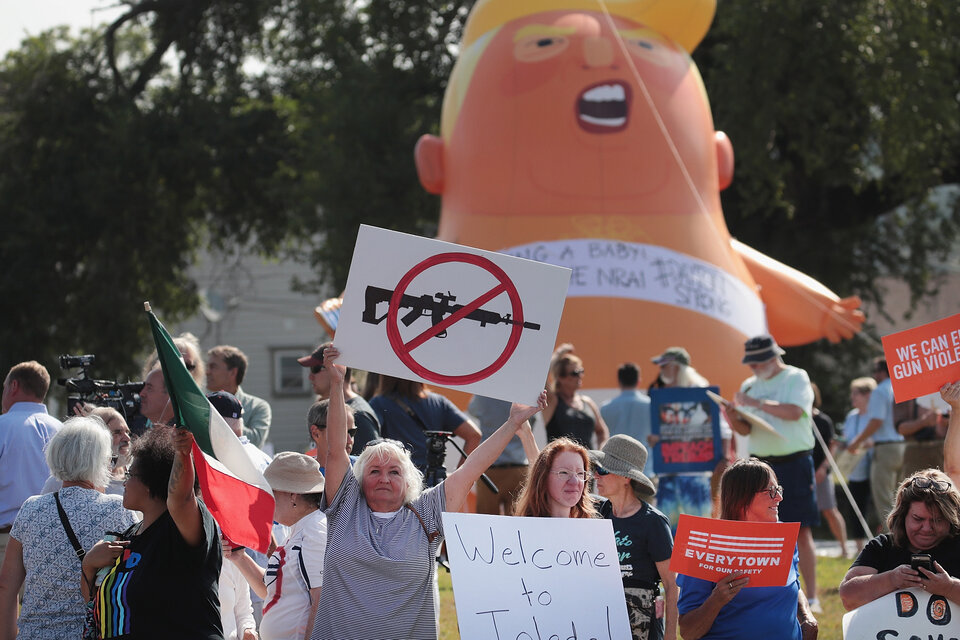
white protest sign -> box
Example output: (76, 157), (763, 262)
(441, 513), (631, 640)
(336, 225), (571, 404)
(843, 587), (960, 639)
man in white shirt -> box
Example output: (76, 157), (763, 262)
(0, 361), (62, 560)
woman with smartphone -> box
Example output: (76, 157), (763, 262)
(839, 381), (960, 610)
(838, 468), (960, 609)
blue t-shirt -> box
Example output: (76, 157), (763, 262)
(369, 392), (469, 469)
(677, 547), (801, 640)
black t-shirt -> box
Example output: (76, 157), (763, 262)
(95, 501), (224, 639)
(598, 498), (674, 588)
(852, 533), (960, 576)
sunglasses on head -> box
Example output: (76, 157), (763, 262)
(911, 476), (952, 492)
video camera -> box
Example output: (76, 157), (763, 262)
(57, 354), (144, 422)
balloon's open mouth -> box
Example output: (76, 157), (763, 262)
(576, 81), (630, 133)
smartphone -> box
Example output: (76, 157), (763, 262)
(911, 553), (933, 576)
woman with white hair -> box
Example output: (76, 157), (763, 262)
(310, 346), (547, 640)
(0, 417), (136, 639)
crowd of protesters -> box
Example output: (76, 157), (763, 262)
(2, 331), (960, 640)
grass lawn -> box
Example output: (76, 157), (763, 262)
(438, 553), (854, 639)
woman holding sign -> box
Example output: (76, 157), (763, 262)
(311, 347), (547, 640)
(590, 435), (678, 640)
(677, 459), (818, 639)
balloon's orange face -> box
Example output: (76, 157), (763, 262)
(443, 10), (719, 215)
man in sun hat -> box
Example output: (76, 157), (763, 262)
(589, 435), (677, 640)
(726, 334), (820, 611)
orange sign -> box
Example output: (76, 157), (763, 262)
(881, 313), (960, 402)
(669, 515), (799, 587)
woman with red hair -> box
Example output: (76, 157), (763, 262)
(514, 437), (597, 519)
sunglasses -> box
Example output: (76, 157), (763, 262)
(367, 437), (411, 453)
(594, 466), (611, 476)
(310, 364), (325, 374)
(184, 361), (196, 371)
(562, 368), (585, 378)
(757, 485), (784, 500)
(912, 476), (952, 492)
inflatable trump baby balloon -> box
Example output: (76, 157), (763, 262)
(415, 0), (864, 395)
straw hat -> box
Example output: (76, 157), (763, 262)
(264, 452), (325, 495)
(589, 435), (656, 496)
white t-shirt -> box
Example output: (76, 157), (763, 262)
(219, 558), (256, 640)
(259, 508), (327, 640)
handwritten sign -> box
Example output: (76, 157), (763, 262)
(670, 515), (799, 587)
(501, 239), (767, 338)
(843, 587), (960, 639)
(441, 513), (631, 640)
(336, 225), (570, 404)
(881, 313), (960, 402)
(650, 387), (722, 474)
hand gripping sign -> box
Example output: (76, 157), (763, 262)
(843, 587), (960, 639)
(335, 225), (571, 404)
(670, 515), (799, 587)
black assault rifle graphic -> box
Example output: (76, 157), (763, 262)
(362, 286), (541, 338)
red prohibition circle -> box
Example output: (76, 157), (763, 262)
(386, 252), (525, 385)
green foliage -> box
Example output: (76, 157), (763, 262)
(696, 1), (960, 412)
(2, 0), (958, 404)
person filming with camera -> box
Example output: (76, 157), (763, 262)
(839, 381), (960, 609)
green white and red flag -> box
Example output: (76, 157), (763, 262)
(146, 303), (274, 553)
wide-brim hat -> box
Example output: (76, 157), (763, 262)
(589, 435), (656, 496)
(742, 335), (785, 364)
(264, 452), (325, 495)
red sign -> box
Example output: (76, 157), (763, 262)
(385, 252), (525, 385)
(881, 313), (960, 402)
(669, 515), (799, 587)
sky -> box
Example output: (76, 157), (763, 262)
(1, 0), (125, 55)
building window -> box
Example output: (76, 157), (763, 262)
(272, 348), (312, 396)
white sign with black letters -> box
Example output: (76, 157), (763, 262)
(441, 513), (632, 640)
(842, 587), (960, 639)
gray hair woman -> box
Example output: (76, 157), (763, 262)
(0, 417), (136, 638)
(310, 346), (547, 640)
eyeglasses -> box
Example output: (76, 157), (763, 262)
(562, 368), (585, 378)
(912, 476), (953, 492)
(594, 466), (611, 476)
(757, 485), (784, 500)
(551, 469), (590, 483)
(310, 364), (325, 374)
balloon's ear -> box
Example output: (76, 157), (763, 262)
(415, 134), (445, 194)
(715, 131), (734, 191)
